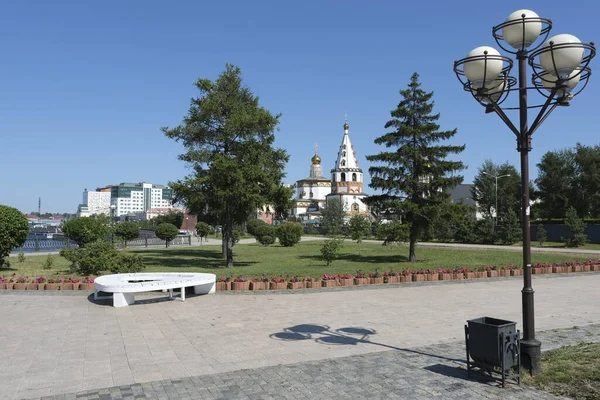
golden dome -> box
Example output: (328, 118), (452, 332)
(311, 154), (321, 164)
(344, 122), (349, 130)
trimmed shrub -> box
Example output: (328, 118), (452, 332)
(61, 241), (119, 276)
(111, 252), (145, 274)
(155, 223), (180, 247)
(61, 241), (145, 275)
(258, 235), (275, 246)
(247, 219), (267, 237)
(62, 216), (110, 247)
(195, 222), (213, 240)
(114, 222), (140, 247)
(277, 222), (303, 247)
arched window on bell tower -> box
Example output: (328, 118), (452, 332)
(341, 172), (346, 182)
(352, 173), (357, 182)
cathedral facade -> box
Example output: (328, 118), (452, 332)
(291, 120), (369, 221)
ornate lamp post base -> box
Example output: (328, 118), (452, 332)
(521, 338), (541, 374)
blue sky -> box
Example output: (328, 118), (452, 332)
(1, 0), (598, 213)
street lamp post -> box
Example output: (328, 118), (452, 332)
(454, 10), (595, 374)
(482, 172), (511, 224)
(110, 205), (116, 243)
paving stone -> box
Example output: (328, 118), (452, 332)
(7, 274), (600, 399)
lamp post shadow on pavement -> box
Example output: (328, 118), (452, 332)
(453, 9), (595, 374)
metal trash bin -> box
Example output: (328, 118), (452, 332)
(465, 317), (520, 387)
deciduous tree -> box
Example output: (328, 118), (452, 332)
(0, 205), (29, 267)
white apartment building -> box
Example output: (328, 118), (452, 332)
(77, 189), (111, 217)
(110, 182), (174, 217)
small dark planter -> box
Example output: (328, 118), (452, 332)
(465, 317), (520, 387)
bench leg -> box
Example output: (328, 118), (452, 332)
(113, 292), (135, 307)
(169, 289), (173, 298)
(181, 287), (185, 302)
(94, 290), (98, 301)
(194, 282), (216, 295)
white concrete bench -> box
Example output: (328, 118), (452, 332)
(94, 273), (216, 307)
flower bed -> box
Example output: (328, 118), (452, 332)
(0, 275), (95, 290)
(2, 260), (599, 292)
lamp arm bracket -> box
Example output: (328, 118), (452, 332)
(488, 102), (520, 136)
(529, 89), (557, 135)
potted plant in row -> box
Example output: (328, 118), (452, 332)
(354, 272), (369, 285)
(337, 274), (353, 286)
(483, 266), (500, 278)
(410, 270), (426, 282)
(0, 276), (11, 290)
(81, 277), (95, 290)
(288, 276), (305, 290)
(383, 271), (399, 284)
(250, 277), (269, 291)
(216, 277), (231, 291)
(322, 274), (337, 288)
(231, 277), (249, 290)
(269, 277), (287, 290)
(305, 276), (321, 289)
(13, 276), (27, 290)
(369, 271), (384, 285)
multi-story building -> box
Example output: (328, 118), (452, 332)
(110, 182), (174, 217)
(77, 189), (111, 217)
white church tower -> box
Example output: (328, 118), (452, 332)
(327, 118), (369, 216)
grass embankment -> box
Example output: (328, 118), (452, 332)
(523, 342), (600, 400)
(3, 241), (596, 279)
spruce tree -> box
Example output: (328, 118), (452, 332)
(366, 73), (465, 262)
(499, 209), (521, 245)
(536, 224), (547, 246)
(563, 206), (588, 247)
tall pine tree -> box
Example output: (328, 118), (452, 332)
(163, 64), (288, 267)
(366, 73), (465, 262)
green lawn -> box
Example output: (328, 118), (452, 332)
(523, 342), (600, 400)
(4, 241), (597, 280)
(520, 241), (600, 251)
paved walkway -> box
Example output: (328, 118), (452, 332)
(1, 273), (600, 399)
(32, 324), (600, 400)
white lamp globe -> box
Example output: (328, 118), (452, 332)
(464, 46), (504, 89)
(539, 34), (584, 78)
(502, 9), (542, 49)
(542, 69), (581, 97)
(474, 75), (507, 103)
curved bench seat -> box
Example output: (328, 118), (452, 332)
(94, 273), (216, 307)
